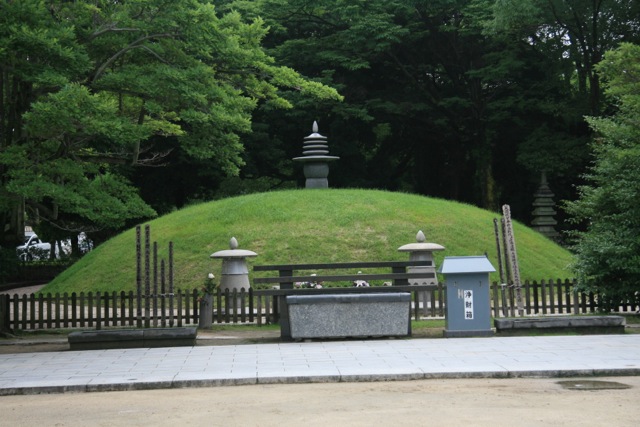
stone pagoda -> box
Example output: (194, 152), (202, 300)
(531, 172), (560, 240)
(293, 121), (339, 188)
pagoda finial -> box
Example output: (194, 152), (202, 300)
(540, 171), (548, 186)
(312, 121), (319, 133)
(229, 237), (238, 250)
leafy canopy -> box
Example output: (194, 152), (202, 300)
(0, 0), (341, 243)
(565, 43), (640, 304)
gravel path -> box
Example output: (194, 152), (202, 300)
(0, 284), (46, 297)
(1, 377), (639, 426)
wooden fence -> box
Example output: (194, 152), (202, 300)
(0, 287), (291, 331)
(1, 279), (637, 332)
(490, 279), (637, 317)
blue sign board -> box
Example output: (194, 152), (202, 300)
(439, 256), (495, 338)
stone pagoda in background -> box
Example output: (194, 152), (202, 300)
(531, 172), (560, 240)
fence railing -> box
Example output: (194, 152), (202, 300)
(0, 287), (291, 331)
(1, 280), (637, 332)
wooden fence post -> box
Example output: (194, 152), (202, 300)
(71, 292), (77, 328)
(0, 295), (10, 334)
(249, 288), (255, 323)
(38, 294), (45, 329)
(96, 291), (101, 330)
(491, 282), (499, 318)
(144, 225), (150, 328)
(153, 241), (158, 327)
(502, 205), (524, 315)
(87, 292), (94, 328)
(161, 260), (166, 327)
(532, 281), (540, 315)
(136, 225), (142, 328)
(128, 291), (134, 326)
(256, 291), (262, 326)
(120, 291), (126, 327)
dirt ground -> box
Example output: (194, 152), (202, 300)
(0, 376), (638, 426)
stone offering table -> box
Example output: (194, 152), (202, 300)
(286, 293), (411, 340)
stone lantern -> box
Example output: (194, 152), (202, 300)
(398, 230), (445, 314)
(293, 121), (339, 188)
(210, 237), (257, 297)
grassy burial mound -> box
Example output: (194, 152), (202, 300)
(43, 189), (573, 294)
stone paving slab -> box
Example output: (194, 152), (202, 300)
(0, 335), (639, 395)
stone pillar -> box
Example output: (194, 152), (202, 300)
(293, 121), (339, 188)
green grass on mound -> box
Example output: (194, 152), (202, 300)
(43, 189), (573, 294)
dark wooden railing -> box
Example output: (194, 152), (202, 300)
(1, 279), (637, 332)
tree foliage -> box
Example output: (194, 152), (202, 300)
(0, 0), (341, 246)
(565, 43), (640, 305)
(3, 0), (639, 255)
(222, 0), (639, 225)
(220, 1), (570, 212)
(491, 0), (640, 113)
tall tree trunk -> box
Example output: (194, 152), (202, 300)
(1, 198), (24, 247)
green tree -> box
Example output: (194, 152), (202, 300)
(227, 0), (575, 212)
(489, 0), (640, 227)
(565, 43), (640, 308)
(491, 0), (640, 115)
(120, 0), (639, 227)
(0, 0), (341, 246)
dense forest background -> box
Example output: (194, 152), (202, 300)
(2, 0), (640, 251)
(135, 0), (640, 236)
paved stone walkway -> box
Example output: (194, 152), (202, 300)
(1, 334), (639, 395)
